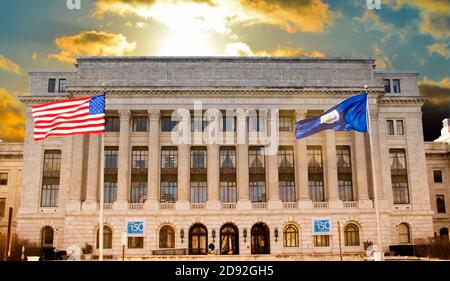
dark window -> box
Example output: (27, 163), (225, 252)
(132, 147), (148, 169)
(159, 225), (175, 248)
(398, 223), (410, 244)
(0, 198), (5, 217)
(128, 237), (144, 248)
(337, 146), (353, 201)
(283, 224), (299, 247)
(250, 181), (266, 202)
(0, 173), (7, 185)
(105, 116), (120, 132)
(314, 235), (330, 247)
(104, 147), (118, 203)
(248, 112), (265, 132)
(279, 116), (293, 132)
(220, 147), (236, 168)
(96, 226), (113, 249)
(220, 181), (237, 203)
(220, 114), (236, 132)
(191, 181), (207, 203)
(41, 226), (54, 247)
(191, 148), (207, 168)
(58, 79), (66, 92)
(160, 181), (177, 203)
(104, 147), (118, 169)
(433, 170), (443, 183)
(161, 116), (178, 132)
(383, 79), (391, 93)
(390, 149), (407, 170)
(344, 224), (360, 246)
(249, 147), (265, 168)
(132, 116), (149, 132)
(279, 181), (296, 202)
(309, 180), (325, 202)
(387, 120), (395, 135)
(436, 195), (446, 213)
(307, 147), (322, 168)
(161, 147), (177, 168)
(131, 147), (148, 203)
(393, 79), (401, 93)
(396, 120), (404, 135)
(278, 147), (294, 168)
(104, 182), (117, 204)
(41, 150), (61, 207)
(48, 79), (56, 93)
(390, 149), (409, 204)
(191, 115), (207, 132)
(338, 180), (353, 202)
(336, 146), (351, 168)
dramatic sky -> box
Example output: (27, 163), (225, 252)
(0, 0), (448, 142)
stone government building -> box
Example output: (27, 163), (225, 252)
(9, 56), (448, 259)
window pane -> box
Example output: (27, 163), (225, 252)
(161, 148), (178, 168)
(393, 79), (401, 93)
(161, 116), (178, 132)
(220, 147), (236, 168)
(389, 149), (406, 170)
(250, 181), (266, 202)
(336, 146), (351, 168)
(309, 180), (324, 202)
(130, 180), (147, 203)
(132, 147), (148, 168)
(41, 150), (61, 207)
(344, 224), (360, 246)
(279, 116), (293, 132)
(278, 147), (294, 168)
(398, 224), (410, 244)
(128, 237), (144, 248)
(160, 226), (175, 248)
(307, 147), (322, 167)
(436, 195), (446, 213)
(283, 225), (298, 247)
(132, 116), (149, 132)
(220, 115), (235, 132)
(383, 79), (391, 93)
(48, 79), (56, 93)
(191, 148), (207, 168)
(220, 181), (237, 203)
(433, 170), (443, 183)
(105, 116), (120, 132)
(58, 79), (66, 92)
(190, 181), (207, 203)
(249, 147), (265, 168)
(0, 198), (6, 217)
(396, 120), (404, 135)
(338, 180), (353, 201)
(279, 181), (296, 202)
(314, 235), (329, 247)
(387, 120), (395, 135)
(161, 181), (177, 203)
(0, 173), (8, 185)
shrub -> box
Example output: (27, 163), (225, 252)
(0, 233), (42, 261)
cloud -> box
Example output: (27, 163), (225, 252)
(0, 54), (21, 75)
(0, 88), (25, 142)
(224, 42), (324, 57)
(419, 77), (450, 105)
(427, 43), (450, 58)
(48, 30), (136, 64)
(354, 10), (394, 34)
(32, 52), (38, 61)
(373, 45), (391, 69)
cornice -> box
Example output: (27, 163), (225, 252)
(378, 96), (428, 105)
(19, 95), (70, 106)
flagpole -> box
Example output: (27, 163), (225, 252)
(365, 86), (384, 261)
(99, 88), (106, 261)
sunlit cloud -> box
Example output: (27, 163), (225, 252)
(224, 42), (324, 57)
(0, 88), (25, 142)
(373, 44), (391, 69)
(0, 54), (21, 75)
(354, 10), (394, 34)
(48, 30), (136, 64)
(427, 43), (450, 58)
(419, 76), (450, 105)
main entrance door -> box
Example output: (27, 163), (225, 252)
(220, 223), (239, 255)
(189, 223), (208, 255)
(251, 223), (270, 254)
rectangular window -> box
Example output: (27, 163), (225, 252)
(161, 116), (178, 132)
(387, 120), (395, 135)
(58, 79), (66, 92)
(104, 147), (118, 203)
(278, 147), (294, 168)
(219, 147), (236, 168)
(191, 148), (207, 169)
(314, 235), (330, 247)
(338, 180), (353, 201)
(131, 147), (148, 169)
(336, 146), (351, 168)
(220, 115), (236, 132)
(250, 181), (266, 202)
(0, 173), (7, 185)
(48, 78), (56, 93)
(396, 120), (404, 135)
(104, 147), (118, 169)
(105, 116), (120, 132)
(279, 181), (296, 202)
(130, 180), (147, 203)
(436, 195), (446, 213)
(220, 181), (237, 203)
(337, 146), (353, 201)
(390, 149), (407, 170)
(433, 170), (443, 183)
(161, 147), (178, 169)
(41, 150), (61, 207)
(309, 180), (325, 202)
(307, 146), (322, 168)
(160, 181), (177, 203)
(132, 116), (149, 132)
(191, 115), (207, 132)
(383, 79), (391, 93)
(104, 182), (117, 204)
(390, 149), (409, 204)
(248, 112), (265, 132)
(0, 198), (5, 217)
(191, 181), (207, 203)
(393, 79), (401, 93)
(278, 116), (293, 132)
(249, 147), (265, 168)
(128, 237), (144, 249)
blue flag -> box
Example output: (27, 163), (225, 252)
(295, 93), (368, 139)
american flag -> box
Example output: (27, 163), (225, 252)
(32, 94), (105, 141)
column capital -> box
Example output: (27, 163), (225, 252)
(295, 109), (307, 121)
(148, 110), (160, 121)
(119, 109), (131, 121)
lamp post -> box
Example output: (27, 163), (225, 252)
(121, 230), (126, 261)
(338, 222), (343, 261)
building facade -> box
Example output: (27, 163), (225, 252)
(17, 57), (434, 260)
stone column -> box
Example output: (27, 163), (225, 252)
(146, 110), (160, 209)
(267, 110), (282, 209)
(236, 111), (251, 209)
(176, 113), (190, 210)
(207, 144), (220, 209)
(114, 109), (130, 210)
(66, 135), (84, 211)
(83, 134), (100, 211)
(325, 130), (342, 208)
(353, 131), (373, 208)
(295, 110), (312, 209)
(368, 109), (386, 208)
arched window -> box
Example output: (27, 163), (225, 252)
(283, 224), (299, 247)
(344, 224), (360, 246)
(398, 223), (410, 244)
(41, 226), (54, 247)
(96, 226), (113, 249)
(189, 224), (208, 255)
(159, 225), (175, 248)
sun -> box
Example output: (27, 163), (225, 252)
(158, 30), (215, 56)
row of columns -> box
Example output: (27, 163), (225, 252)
(74, 109), (374, 211)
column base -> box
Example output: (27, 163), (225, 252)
(175, 200), (190, 210)
(329, 199), (343, 209)
(113, 200), (128, 210)
(66, 200), (82, 212)
(298, 199), (313, 209)
(268, 200), (283, 209)
(82, 200), (98, 211)
(237, 200), (252, 210)
(207, 200), (221, 210)
(358, 199), (373, 209)
(144, 200), (159, 210)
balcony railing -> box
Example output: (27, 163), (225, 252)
(128, 203), (144, 210)
(249, 167), (265, 174)
(160, 203), (175, 210)
(190, 203), (206, 209)
(190, 168), (207, 174)
(252, 202), (267, 209)
(103, 203), (113, 210)
(220, 167), (236, 174)
(282, 202), (298, 209)
(313, 202), (328, 208)
(343, 201), (359, 208)
(221, 203), (237, 209)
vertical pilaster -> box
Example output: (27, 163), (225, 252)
(146, 110), (160, 209)
(114, 109), (130, 210)
(295, 110), (312, 209)
(353, 131), (373, 208)
(83, 134), (100, 211)
(325, 130), (342, 208)
(236, 111), (251, 209)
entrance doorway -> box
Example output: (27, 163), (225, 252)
(251, 223), (270, 254)
(189, 223), (208, 255)
(220, 223), (239, 255)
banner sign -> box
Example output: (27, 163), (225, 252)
(126, 220), (145, 237)
(312, 217), (332, 235)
